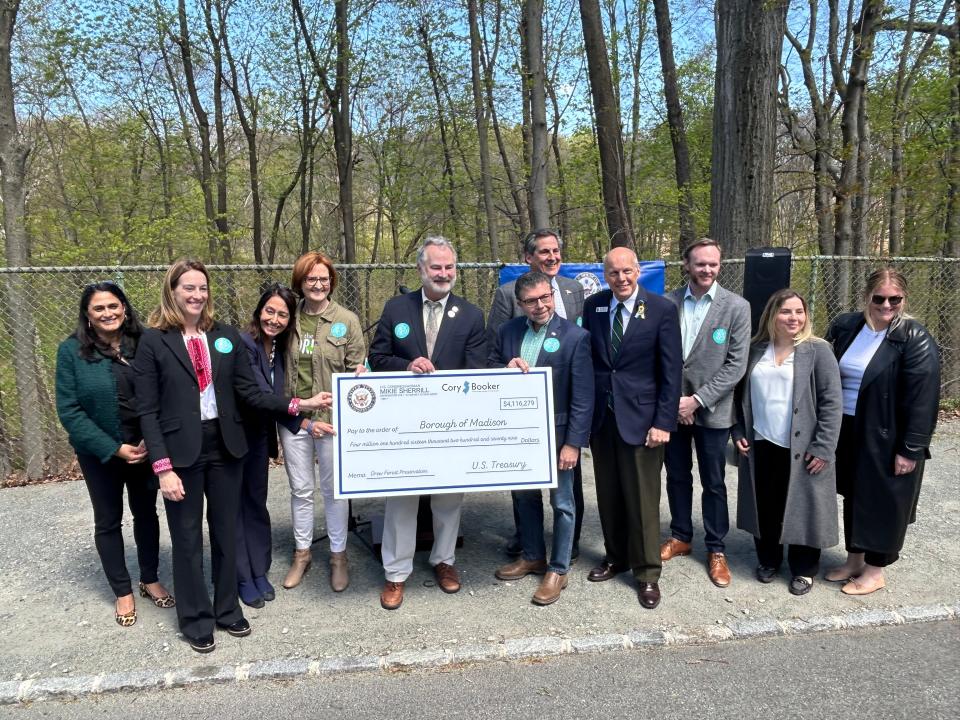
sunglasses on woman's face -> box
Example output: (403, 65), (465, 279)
(871, 294), (903, 307)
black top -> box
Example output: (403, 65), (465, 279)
(97, 338), (142, 445)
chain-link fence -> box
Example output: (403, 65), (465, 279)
(1, 256), (956, 482)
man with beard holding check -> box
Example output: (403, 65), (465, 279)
(368, 236), (487, 610)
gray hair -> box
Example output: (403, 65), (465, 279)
(522, 228), (563, 257)
(417, 236), (458, 266)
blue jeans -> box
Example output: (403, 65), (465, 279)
(515, 469), (575, 575)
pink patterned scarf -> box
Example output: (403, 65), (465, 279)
(186, 336), (212, 392)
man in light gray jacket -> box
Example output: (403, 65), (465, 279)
(660, 238), (751, 588)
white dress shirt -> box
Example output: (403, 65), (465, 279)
(750, 343), (794, 448)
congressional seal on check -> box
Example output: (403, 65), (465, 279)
(331, 368), (557, 498)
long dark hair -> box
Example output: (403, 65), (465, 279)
(75, 282), (143, 360)
(248, 284), (298, 351)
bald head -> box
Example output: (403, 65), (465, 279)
(603, 247), (640, 301)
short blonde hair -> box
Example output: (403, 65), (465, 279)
(149, 259), (215, 332)
(752, 288), (814, 346)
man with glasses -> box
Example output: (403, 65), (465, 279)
(368, 236), (487, 610)
(488, 271), (593, 605)
(487, 229), (586, 558)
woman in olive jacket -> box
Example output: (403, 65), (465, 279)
(823, 268), (940, 595)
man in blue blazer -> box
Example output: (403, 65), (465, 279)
(486, 229), (587, 559)
(488, 271), (594, 605)
(368, 236), (487, 610)
(582, 247), (682, 609)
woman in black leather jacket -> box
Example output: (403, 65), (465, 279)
(823, 268), (940, 595)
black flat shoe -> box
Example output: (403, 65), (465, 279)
(253, 576), (276, 602)
(755, 565), (778, 583)
(186, 634), (215, 653)
(238, 580), (265, 609)
(789, 576), (813, 596)
(217, 618), (251, 637)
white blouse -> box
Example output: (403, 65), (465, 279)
(183, 333), (219, 421)
(750, 343), (794, 448)
(838, 324), (886, 416)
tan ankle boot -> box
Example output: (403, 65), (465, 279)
(282, 548), (312, 589)
(329, 551), (349, 592)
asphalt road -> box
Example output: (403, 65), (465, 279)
(4, 621), (956, 719)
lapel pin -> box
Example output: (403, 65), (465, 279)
(635, 301), (646, 320)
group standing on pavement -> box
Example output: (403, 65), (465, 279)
(55, 232), (942, 653)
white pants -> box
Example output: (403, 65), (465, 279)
(381, 493), (463, 582)
(278, 426), (349, 552)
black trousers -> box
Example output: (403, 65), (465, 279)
(236, 432), (272, 583)
(164, 420), (244, 640)
(752, 440), (820, 577)
(511, 459), (584, 549)
(590, 415), (664, 583)
(77, 453), (160, 598)
(836, 416), (899, 567)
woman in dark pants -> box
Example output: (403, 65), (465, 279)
(56, 282), (174, 627)
(135, 260), (331, 653)
(732, 289), (842, 595)
(236, 285), (305, 608)
(824, 268), (940, 595)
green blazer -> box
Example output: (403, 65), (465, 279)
(55, 336), (124, 463)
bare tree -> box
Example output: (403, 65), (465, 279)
(468, 0), (500, 260)
(525, 0), (550, 228)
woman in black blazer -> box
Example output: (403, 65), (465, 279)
(236, 285), (304, 608)
(823, 268), (940, 595)
(135, 260), (330, 653)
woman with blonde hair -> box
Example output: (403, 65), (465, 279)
(823, 268), (940, 595)
(732, 289), (842, 595)
(135, 259), (330, 652)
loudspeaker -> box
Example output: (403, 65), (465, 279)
(743, 247), (792, 335)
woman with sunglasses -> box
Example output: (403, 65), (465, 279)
(823, 268), (940, 595)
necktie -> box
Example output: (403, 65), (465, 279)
(425, 300), (441, 357)
(611, 302), (625, 362)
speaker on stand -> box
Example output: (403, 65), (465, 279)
(742, 247), (792, 335)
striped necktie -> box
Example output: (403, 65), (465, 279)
(611, 302), (625, 362)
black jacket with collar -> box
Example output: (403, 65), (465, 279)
(134, 321), (291, 468)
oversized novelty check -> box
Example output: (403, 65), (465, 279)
(331, 368), (556, 498)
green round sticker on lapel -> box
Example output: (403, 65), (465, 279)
(543, 338), (560, 353)
(576, 317), (582, 327)
(214, 337), (233, 353)
(712, 328), (728, 345)
(330, 322), (347, 338)
(394, 322), (410, 339)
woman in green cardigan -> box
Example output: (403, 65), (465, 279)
(56, 282), (175, 627)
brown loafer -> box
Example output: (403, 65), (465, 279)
(380, 580), (405, 610)
(587, 560), (628, 582)
(495, 557), (548, 581)
(433, 562), (461, 593)
(660, 537), (692, 562)
(637, 581), (661, 609)
(708, 552), (732, 588)
(531, 571), (568, 606)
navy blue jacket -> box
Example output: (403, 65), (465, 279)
(240, 332), (302, 459)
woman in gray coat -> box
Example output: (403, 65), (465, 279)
(732, 289), (842, 595)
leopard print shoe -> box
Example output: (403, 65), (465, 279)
(139, 581), (176, 609)
(115, 601), (137, 627)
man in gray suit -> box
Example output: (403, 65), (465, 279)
(660, 238), (751, 588)
(487, 229), (586, 557)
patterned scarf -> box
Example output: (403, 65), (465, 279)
(186, 336), (212, 392)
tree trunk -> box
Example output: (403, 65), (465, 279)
(710, 0), (788, 257)
(525, 0), (550, 229)
(0, 0), (46, 479)
(468, 0), (500, 261)
(579, 0), (635, 248)
(652, 0), (696, 251)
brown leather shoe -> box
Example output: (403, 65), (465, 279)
(660, 537), (692, 562)
(282, 548), (312, 589)
(495, 557), (548, 581)
(708, 552), (731, 588)
(637, 581), (661, 609)
(380, 580), (405, 610)
(587, 560), (628, 582)
(531, 571), (568, 606)
(433, 562), (461, 593)
(329, 551), (349, 592)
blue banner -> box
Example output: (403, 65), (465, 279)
(498, 260), (665, 298)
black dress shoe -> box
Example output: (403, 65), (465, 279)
(217, 618), (251, 637)
(186, 634), (216, 653)
(637, 582), (661, 609)
(755, 565), (778, 584)
(587, 561), (628, 582)
(789, 576), (813, 596)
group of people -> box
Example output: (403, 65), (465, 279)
(55, 231), (942, 653)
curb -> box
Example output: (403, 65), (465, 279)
(3, 602), (957, 705)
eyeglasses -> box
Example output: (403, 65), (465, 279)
(519, 293), (554, 308)
(871, 295), (903, 307)
(304, 276), (331, 287)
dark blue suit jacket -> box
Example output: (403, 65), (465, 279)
(582, 287), (682, 445)
(368, 289), (487, 371)
(489, 314), (594, 449)
(240, 332), (301, 458)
